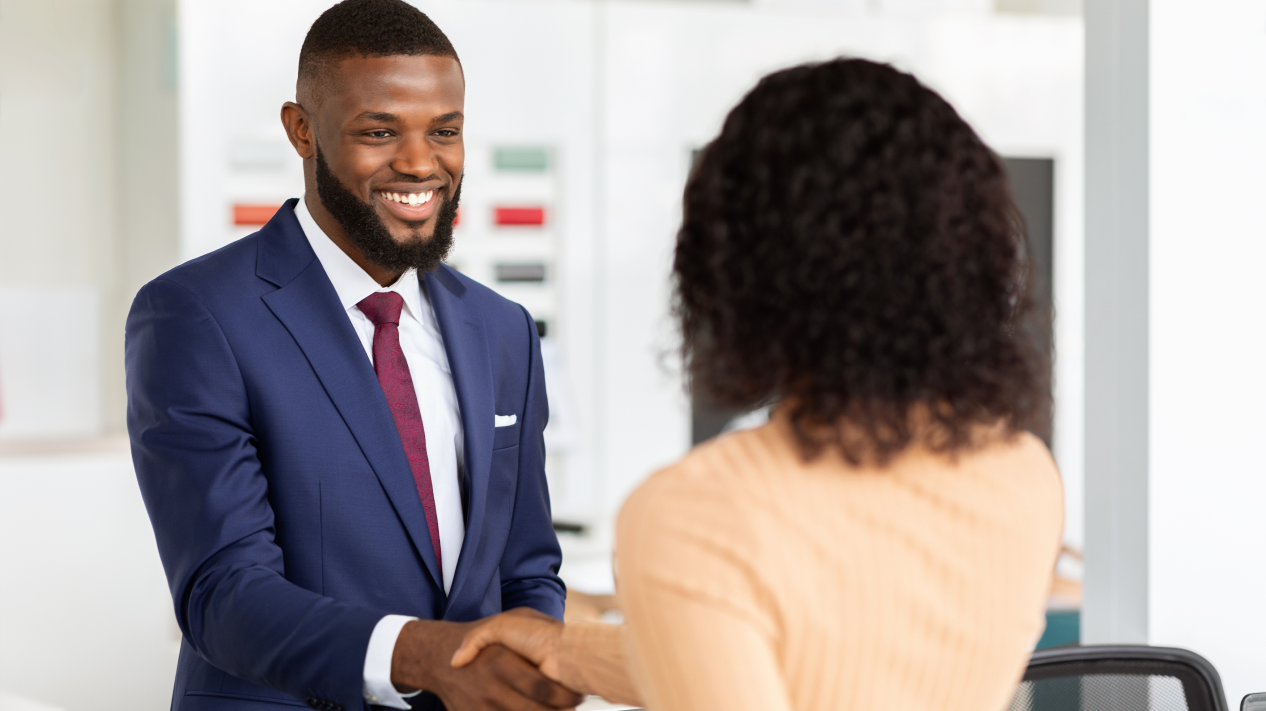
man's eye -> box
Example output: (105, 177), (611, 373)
(367, 130), (391, 138)
(435, 129), (459, 138)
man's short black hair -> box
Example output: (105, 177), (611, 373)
(298, 0), (459, 104)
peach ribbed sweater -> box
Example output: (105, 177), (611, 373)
(558, 419), (1063, 711)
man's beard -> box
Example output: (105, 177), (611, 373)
(314, 144), (461, 275)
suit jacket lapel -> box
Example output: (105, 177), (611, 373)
(256, 201), (444, 591)
(424, 267), (494, 610)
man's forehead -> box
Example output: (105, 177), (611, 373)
(309, 53), (464, 114)
(335, 54), (462, 92)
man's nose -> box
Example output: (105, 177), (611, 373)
(391, 134), (440, 179)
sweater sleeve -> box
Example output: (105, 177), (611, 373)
(613, 468), (795, 711)
(558, 622), (642, 706)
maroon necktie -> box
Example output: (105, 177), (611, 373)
(357, 292), (443, 574)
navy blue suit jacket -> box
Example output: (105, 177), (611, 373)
(125, 200), (565, 711)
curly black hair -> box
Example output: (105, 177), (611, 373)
(674, 58), (1048, 464)
(298, 0), (459, 104)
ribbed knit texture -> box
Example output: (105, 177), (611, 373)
(559, 622), (639, 706)
(562, 416), (1063, 711)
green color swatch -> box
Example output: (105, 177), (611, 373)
(494, 146), (550, 172)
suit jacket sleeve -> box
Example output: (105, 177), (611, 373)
(126, 278), (382, 710)
(498, 305), (567, 619)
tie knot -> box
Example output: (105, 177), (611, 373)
(357, 292), (404, 326)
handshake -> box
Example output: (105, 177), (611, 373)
(390, 608), (590, 711)
(449, 608), (568, 680)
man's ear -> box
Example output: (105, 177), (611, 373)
(281, 101), (316, 160)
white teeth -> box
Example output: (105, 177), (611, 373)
(380, 191), (434, 206)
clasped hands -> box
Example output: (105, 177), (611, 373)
(391, 608), (577, 711)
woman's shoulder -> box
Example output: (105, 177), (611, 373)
(617, 424), (812, 554)
(625, 424), (786, 503)
(615, 429), (789, 612)
(960, 429), (1062, 495)
(618, 424), (1062, 544)
(922, 429), (1065, 537)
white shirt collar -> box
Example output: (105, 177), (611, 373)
(294, 196), (427, 322)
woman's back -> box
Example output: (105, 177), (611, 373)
(616, 418), (1063, 711)
(448, 58), (1065, 711)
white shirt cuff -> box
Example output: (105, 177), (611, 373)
(364, 615), (423, 709)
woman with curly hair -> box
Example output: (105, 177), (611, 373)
(450, 58), (1062, 711)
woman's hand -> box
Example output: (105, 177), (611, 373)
(451, 608), (566, 681)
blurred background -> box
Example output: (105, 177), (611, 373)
(1, 0), (1263, 709)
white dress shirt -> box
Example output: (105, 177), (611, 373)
(295, 198), (464, 709)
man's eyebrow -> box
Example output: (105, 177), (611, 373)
(350, 110), (463, 124)
(353, 111), (400, 123)
(431, 111), (464, 124)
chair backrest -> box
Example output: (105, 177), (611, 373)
(1004, 645), (1228, 711)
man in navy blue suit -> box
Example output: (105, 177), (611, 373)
(125, 2), (582, 710)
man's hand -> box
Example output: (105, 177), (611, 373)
(450, 609), (565, 680)
(391, 617), (584, 711)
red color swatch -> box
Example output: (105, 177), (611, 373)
(494, 206), (546, 226)
(233, 204), (282, 226)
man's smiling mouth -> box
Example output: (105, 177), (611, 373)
(378, 190), (435, 207)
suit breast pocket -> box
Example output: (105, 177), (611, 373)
(492, 422), (520, 450)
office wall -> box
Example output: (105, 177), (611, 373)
(111, 0), (181, 432)
(1149, 0), (1266, 704)
(0, 0), (116, 441)
(0, 448), (177, 711)
(0, 2), (179, 709)
(0, 0), (178, 441)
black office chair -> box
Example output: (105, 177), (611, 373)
(1004, 645), (1228, 711)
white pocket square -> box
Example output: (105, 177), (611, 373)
(494, 414), (517, 427)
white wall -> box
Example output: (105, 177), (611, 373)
(0, 448), (178, 711)
(1149, 0), (1266, 703)
(0, 289), (102, 441)
(0, 0), (177, 441)
(0, 0), (117, 441)
(0, 2), (180, 708)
